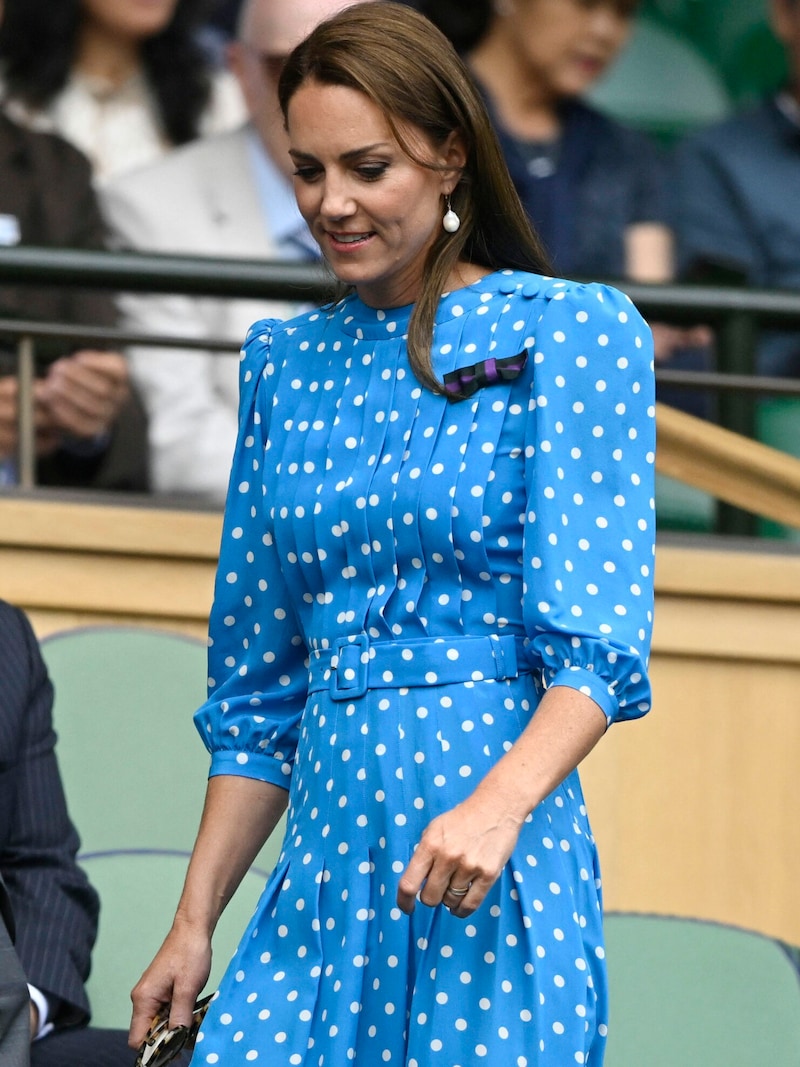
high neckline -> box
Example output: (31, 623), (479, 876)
(333, 270), (539, 339)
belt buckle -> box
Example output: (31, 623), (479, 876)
(489, 634), (519, 680)
(330, 633), (369, 701)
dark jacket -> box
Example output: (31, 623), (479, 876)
(0, 111), (148, 490)
(0, 601), (99, 1026)
(482, 94), (669, 280)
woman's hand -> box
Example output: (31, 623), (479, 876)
(396, 789), (525, 918)
(397, 685), (608, 919)
(128, 916), (212, 1050)
(128, 776), (289, 1049)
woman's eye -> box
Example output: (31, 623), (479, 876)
(293, 166), (321, 182)
(356, 163), (388, 181)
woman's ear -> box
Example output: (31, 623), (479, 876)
(440, 129), (468, 191)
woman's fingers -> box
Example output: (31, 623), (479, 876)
(128, 925), (212, 1048)
(397, 799), (521, 917)
(396, 840), (433, 914)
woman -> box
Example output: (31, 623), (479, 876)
(129, 4), (655, 1064)
(420, 0), (672, 283)
(0, 0), (244, 182)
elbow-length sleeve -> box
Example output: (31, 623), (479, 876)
(193, 319), (310, 789)
(523, 281), (656, 725)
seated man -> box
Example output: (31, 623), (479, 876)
(0, 600), (134, 1066)
(0, 874), (28, 1066)
(0, 109), (147, 491)
(99, 0), (365, 504)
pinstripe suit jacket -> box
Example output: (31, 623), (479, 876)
(0, 601), (99, 1027)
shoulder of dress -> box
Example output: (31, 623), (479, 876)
(489, 269), (546, 300)
(523, 279), (650, 350)
(243, 304), (345, 358)
(537, 277), (638, 312)
(243, 317), (281, 348)
(488, 271), (625, 306)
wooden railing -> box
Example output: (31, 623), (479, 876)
(656, 401), (800, 529)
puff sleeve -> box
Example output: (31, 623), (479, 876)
(522, 281), (656, 725)
(193, 319), (310, 788)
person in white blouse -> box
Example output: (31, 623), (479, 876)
(99, 0), (365, 505)
(0, 0), (245, 183)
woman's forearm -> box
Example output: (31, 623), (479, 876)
(475, 683), (607, 825)
(129, 774), (289, 1045)
(174, 774), (289, 935)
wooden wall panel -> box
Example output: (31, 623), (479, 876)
(581, 658), (800, 945)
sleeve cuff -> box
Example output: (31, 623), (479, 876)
(28, 984), (55, 1041)
(547, 666), (619, 724)
(208, 749), (293, 789)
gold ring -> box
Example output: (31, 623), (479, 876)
(446, 883), (470, 897)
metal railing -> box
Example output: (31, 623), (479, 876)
(2, 246), (800, 532)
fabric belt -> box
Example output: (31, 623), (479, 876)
(307, 633), (536, 702)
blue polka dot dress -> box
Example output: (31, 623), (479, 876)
(191, 270), (656, 1066)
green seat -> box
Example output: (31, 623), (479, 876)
(80, 851), (270, 1030)
(604, 913), (800, 1066)
(640, 0), (784, 104)
(41, 627), (286, 1027)
(588, 17), (731, 141)
(721, 23), (788, 103)
(43, 627), (210, 854)
(42, 626), (284, 865)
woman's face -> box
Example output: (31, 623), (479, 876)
(287, 80), (464, 309)
(80, 0), (180, 41)
(496, 0), (635, 98)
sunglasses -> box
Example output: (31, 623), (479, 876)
(135, 993), (214, 1067)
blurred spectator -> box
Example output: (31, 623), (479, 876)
(414, 0), (717, 403)
(205, 0), (244, 41)
(198, 0), (245, 64)
(418, 0), (673, 283)
(672, 0), (800, 379)
(0, 0), (245, 183)
(0, 599), (133, 1065)
(100, 0), (361, 505)
(0, 94), (147, 490)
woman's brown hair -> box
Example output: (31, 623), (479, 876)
(278, 0), (551, 396)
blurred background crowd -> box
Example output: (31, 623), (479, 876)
(0, 0), (796, 507)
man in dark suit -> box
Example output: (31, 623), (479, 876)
(0, 874), (28, 1066)
(0, 107), (148, 491)
(0, 600), (134, 1066)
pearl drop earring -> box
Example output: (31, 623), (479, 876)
(442, 195), (461, 234)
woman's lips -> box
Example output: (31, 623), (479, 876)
(325, 231), (376, 252)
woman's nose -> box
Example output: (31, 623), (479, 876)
(319, 177), (355, 220)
